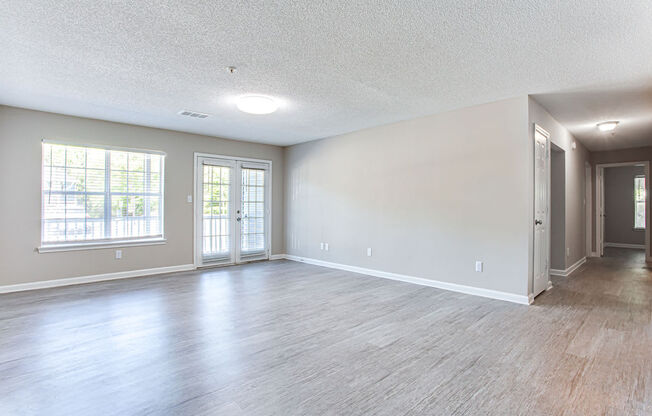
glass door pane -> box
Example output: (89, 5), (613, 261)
(201, 163), (232, 262)
(240, 167), (266, 257)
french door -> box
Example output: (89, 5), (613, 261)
(194, 154), (270, 266)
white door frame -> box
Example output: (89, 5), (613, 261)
(532, 124), (552, 298)
(195, 156), (237, 266)
(596, 166), (605, 257)
(585, 162), (593, 257)
(237, 159), (272, 263)
(193, 152), (273, 268)
(595, 161), (650, 262)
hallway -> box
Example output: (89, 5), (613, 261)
(539, 247), (650, 305)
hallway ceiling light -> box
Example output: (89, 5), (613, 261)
(597, 121), (619, 132)
(236, 95), (279, 115)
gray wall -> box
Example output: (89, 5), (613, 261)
(550, 148), (566, 270)
(528, 98), (590, 280)
(284, 96), (530, 297)
(0, 106), (285, 286)
(604, 165), (645, 246)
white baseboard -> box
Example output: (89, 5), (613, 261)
(550, 257), (587, 277)
(281, 254), (530, 305)
(1, 255), (531, 305)
(0, 264), (196, 294)
(604, 242), (645, 249)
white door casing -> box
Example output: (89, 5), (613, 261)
(238, 161), (271, 262)
(533, 125), (551, 298)
(594, 161), (651, 262)
(585, 162), (592, 257)
(594, 166), (608, 257)
(195, 157), (237, 265)
(194, 153), (271, 267)
(598, 166), (605, 257)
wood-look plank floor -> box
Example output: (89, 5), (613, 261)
(1, 248), (652, 415)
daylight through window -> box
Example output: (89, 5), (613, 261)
(41, 142), (164, 246)
(634, 175), (646, 230)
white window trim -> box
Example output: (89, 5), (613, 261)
(40, 140), (166, 250)
(41, 139), (166, 156)
(38, 238), (167, 253)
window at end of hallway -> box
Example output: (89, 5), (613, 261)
(634, 175), (646, 230)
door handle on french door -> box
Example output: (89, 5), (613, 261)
(236, 217), (241, 222)
(535, 219), (542, 225)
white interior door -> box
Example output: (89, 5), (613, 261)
(533, 125), (551, 297)
(195, 155), (270, 267)
(597, 166), (605, 257)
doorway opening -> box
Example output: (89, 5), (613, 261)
(595, 162), (649, 265)
(193, 153), (272, 268)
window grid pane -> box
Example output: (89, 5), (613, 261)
(241, 168), (266, 253)
(41, 143), (164, 245)
(634, 176), (646, 229)
(202, 165), (231, 259)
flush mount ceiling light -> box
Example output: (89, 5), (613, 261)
(236, 95), (279, 115)
(597, 121), (619, 132)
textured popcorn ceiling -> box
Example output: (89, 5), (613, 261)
(1, 1), (652, 146)
(533, 86), (652, 152)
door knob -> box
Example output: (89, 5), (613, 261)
(236, 217), (241, 222)
(535, 219), (543, 225)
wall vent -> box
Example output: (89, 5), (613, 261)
(178, 110), (210, 119)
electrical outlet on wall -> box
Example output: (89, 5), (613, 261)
(187, 195), (193, 203)
(320, 242), (324, 250)
(324, 243), (329, 251)
(115, 249), (122, 260)
(367, 247), (372, 257)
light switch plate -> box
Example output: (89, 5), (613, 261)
(115, 250), (122, 259)
(475, 261), (483, 272)
(187, 195), (193, 203)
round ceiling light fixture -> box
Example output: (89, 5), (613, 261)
(597, 121), (619, 132)
(236, 95), (279, 115)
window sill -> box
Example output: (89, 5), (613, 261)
(38, 238), (167, 253)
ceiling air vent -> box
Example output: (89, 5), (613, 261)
(178, 110), (210, 119)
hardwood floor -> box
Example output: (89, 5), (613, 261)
(1, 249), (652, 415)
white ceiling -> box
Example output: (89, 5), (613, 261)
(532, 85), (652, 152)
(1, 1), (652, 146)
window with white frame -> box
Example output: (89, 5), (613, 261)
(634, 175), (646, 230)
(41, 142), (164, 247)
